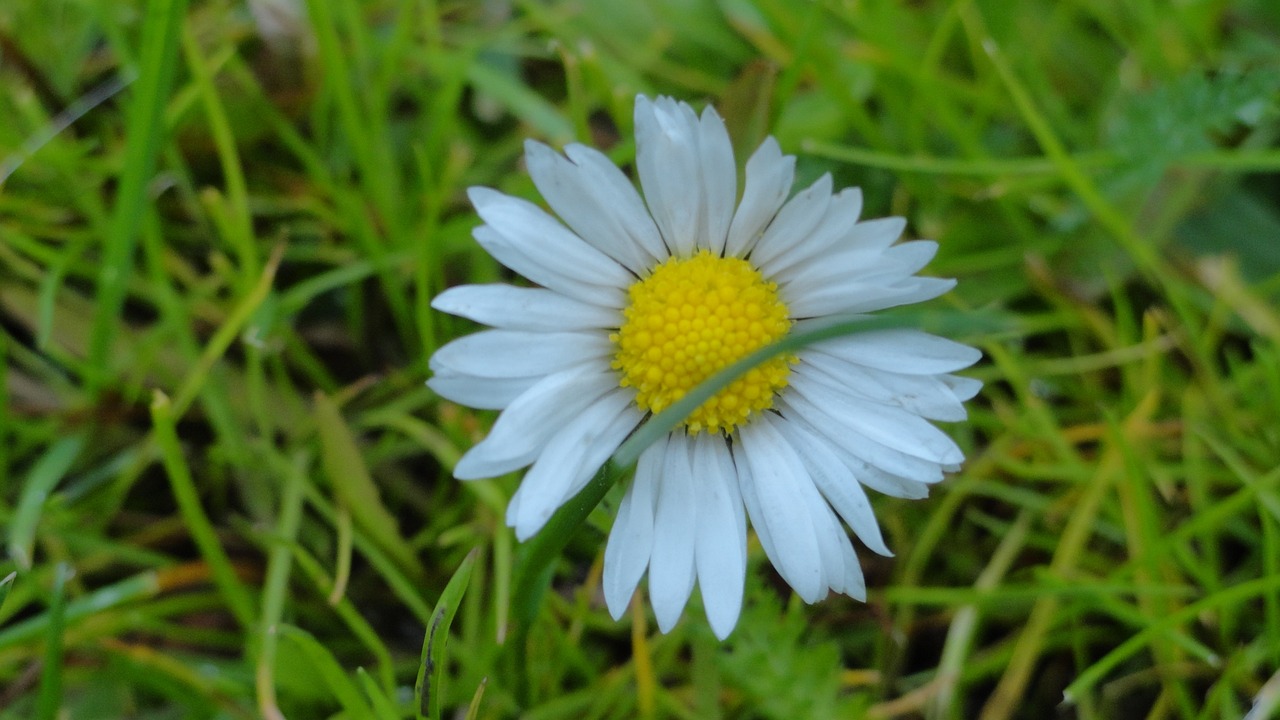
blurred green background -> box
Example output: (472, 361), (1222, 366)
(2, 0), (1280, 718)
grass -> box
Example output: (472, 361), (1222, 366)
(2, 0), (1280, 717)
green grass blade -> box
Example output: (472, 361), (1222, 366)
(960, 4), (1167, 285)
(7, 434), (85, 570)
(1064, 574), (1280, 704)
(150, 391), (256, 630)
(509, 460), (622, 637)
(296, 482), (434, 623)
(86, 0), (188, 389)
(463, 678), (489, 720)
(179, 25), (257, 287)
(616, 309), (998, 469)
(278, 624), (374, 718)
(0, 572), (14, 616)
(466, 61), (575, 144)
(0, 571), (160, 649)
(416, 547), (479, 720)
(287, 543), (397, 692)
(255, 452), (308, 720)
(33, 563), (71, 720)
(314, 391), (426, 583)
(357, 667), (401, 720)
(0, 329), (7, 493)
(509, 310), (996, 635)
(169, 244), (283, 418)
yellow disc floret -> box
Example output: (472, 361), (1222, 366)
(611, 250), (794, 435)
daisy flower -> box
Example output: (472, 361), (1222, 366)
(429, 95), (981, 640)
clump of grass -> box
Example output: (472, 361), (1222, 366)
(2, 0), (1279, 718)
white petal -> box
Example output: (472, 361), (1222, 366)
(508, 389), (642, 539)
(603, 442), (662, 620)
(469, 187), (631, 285)
(731, 441), (780, 582)
(777, 395), (934, 499)
(525, 140), (656, 273)
(771, 419), (892, 557)
(691, 434), (746, 639)
(636, 96), (702, 257)
(942, 374), (983, 401)
(432, 284), (621, 332)
(771, 215), (900, 283)
(471, 225), (625, 308)
(430, 329), (611, 378)
(565, 144), (669, 263)
(786, 374), (963, 465)
(839, 533), (868, 601)
(798, 352), (969, 421)
(846, 216), (908, 253)
(848, 464), (930, 499)
(801, 481), (847, 598)
(786, 273), (957, 318)
(559, 409), (646, 506)
(427, 370), (536, 410)
(751, 414), (859, 600)
(697, 106), (736, 255)
(453, 369), (616, 479)
(784, 236), (929, 292)
(812, 329), (982, 375)
(861, 240), (941, 281)
(469, 189), (629, 306)
(748, 174), (832, 270)
(759, 187), (862, 280)
(737, 416), (825, 602)
(649, 433), (698, 633)
(725, 137), (795, 258)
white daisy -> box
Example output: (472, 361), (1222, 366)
(429, 95), (981, 640)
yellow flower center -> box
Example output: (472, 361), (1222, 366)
(611, 250), (794, 435)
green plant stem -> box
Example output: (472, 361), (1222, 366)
(150, 391), (256, 630)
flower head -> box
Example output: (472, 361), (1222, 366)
(429, 95), (981, 639)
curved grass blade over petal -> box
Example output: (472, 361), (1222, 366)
(614, 309), (992, 467)
(509, 309), (996, 633)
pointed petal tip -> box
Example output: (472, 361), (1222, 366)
(699, 102), (725, 124)
(650, 583), (689, 634)
(868, 540), (895, 558)
(466, 185), (500, 207)
(702, 591), (743, 640)
(959, 343), (983, 367)
(708, 617), (735, 641)
(604, 591), (629, 622)
(757, 134), (781, 156)
(450, 452), (494, 481)
(427, 288), (453, 313)
(603, 563), (642, 622)
(633, 94), (654, 119)
(511, 520), (539, 542)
